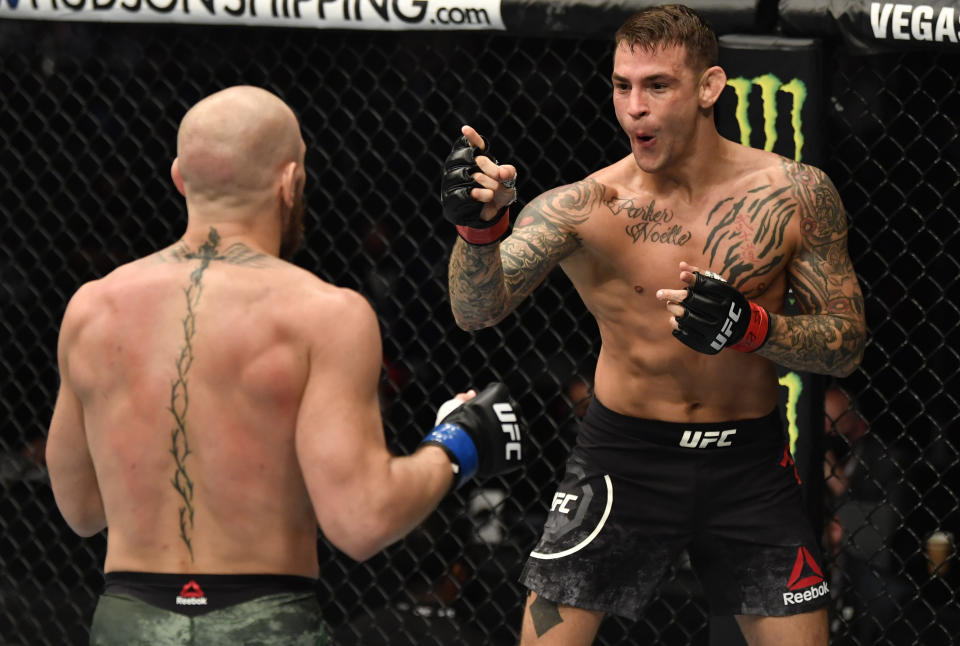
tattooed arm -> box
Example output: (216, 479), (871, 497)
(448, 180), (599, 330)
(47, 284), (107, 537)
(759, 163), (866, 376)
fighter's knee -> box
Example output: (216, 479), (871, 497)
(518, 590), (603, 646)
(736, 607), (828, 646)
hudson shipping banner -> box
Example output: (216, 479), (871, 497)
(0, 0), (764, 33)
(3, 0), (957, 50)
(0, 0), (507, 30)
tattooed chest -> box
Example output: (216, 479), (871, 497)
(602, 186), (796, 291)
(701, 186), (796, 288)
(605, 197), (694, 247)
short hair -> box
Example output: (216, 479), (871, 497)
(614, 4), (719, 72)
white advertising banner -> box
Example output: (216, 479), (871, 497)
(0, 0), (505, 30)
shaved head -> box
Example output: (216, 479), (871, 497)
(176, 86), (303, 199)
(173, 86), (307, 257)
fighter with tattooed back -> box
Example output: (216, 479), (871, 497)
(46, 85), (525, 645)
(442, 5), (865, 646)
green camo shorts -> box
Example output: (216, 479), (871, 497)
(90, 590), (331, 646)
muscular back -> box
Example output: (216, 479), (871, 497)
(59, 234), (330, 576)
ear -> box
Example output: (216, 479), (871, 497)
(170, 158), (186, 196)
(698, 65), (727, 109)
(279, 161), (297, 209)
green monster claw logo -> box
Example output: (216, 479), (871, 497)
(726, 74), (808, 162)
(778, 371), (803, 458)
(725, 78), (809, 460)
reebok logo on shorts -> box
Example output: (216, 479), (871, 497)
(782, 547), (828, 605)
(176, 580), (208, 606)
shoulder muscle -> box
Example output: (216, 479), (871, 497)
(495, 179), (605, 299)
(782, 160), (847, 243)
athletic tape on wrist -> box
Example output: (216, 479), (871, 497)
(456, 209), (509, 245)
(434, 398), (465, 426)
(730, 302), (770, 352)
(421, 423), (479, 489)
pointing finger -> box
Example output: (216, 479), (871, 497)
(461, 125), (485, 150)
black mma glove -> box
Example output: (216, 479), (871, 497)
(673, 271), (770, 355)
(420, 382), (524, 490)
(440, 135), (514, 245)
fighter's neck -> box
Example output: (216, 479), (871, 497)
(178, 214), (279, 258)
(641, 133), (734, 201)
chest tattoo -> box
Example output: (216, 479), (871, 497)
(606, 198), (693, 247)
(703, 185), (793, 287)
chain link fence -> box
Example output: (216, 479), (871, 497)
(0, 18), (957, 646)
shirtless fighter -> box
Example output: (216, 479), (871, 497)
(46, 85), (523, 645)
(440, 5), (865, 645)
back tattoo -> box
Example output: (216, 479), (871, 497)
(161, 228), (268, 559)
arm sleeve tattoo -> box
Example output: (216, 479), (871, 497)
(759, 162), (866, 376)
(447, 179), (600, 329)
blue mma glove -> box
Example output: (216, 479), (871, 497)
(421, 382), (523, 490)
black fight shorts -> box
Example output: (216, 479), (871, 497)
(520, 398), (829, 620)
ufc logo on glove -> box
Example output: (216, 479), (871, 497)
(494, 402), (522, 461)
(711, 302), (743, 352)
(673, 271), (769, 355)
(422, 383), (525, 490)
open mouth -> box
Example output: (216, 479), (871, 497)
(636, 134), (655, 144)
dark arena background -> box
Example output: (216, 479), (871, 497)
(1, 0), (958, 644)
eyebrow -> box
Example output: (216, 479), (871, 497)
(611, 72), (675, 84)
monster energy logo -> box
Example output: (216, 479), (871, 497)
(726, 74), (807, 162)
(779, 370), (803, 458)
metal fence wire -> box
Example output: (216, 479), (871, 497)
(1, 20), (958, 646)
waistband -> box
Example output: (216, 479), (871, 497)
(103, 572), (317, 616)
(579, 397), (784, 451)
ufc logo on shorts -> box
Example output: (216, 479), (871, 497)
(550, 492), (579, 514)
(679, 429), (737, 448)
(709, 302), (742, 351)
(494, 402), (522, 461)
